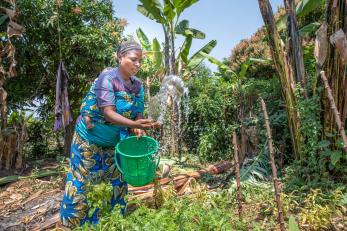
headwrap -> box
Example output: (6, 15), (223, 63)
(117, 40), (142, 55)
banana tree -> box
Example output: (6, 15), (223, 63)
(136, 28), (163, 101)
(137, 0), (216, 76)
(0, 1), (24, 170)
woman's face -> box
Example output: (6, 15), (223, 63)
(118, 50), (143, 77)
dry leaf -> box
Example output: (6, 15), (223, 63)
(314, 22), (328, 67)
(7, 20), (24, 37)
(9, 193), (23, 200)
(72, 7), (81, 14)
(36, 205), (49, 215)
(177, 177), (193, 195)
(330, 29), (347, 65)
(56, 0), (62, 7)
(0, 7), (16, 20)
(8, 63), (16, 77)
(119, 18), (129, 27)
(22, 189), (43, 205)
(21, 215), (35, 224)
(0, 44), (10, 57)
(4, 0), (16, 5)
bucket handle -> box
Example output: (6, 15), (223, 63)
(115, 152), (161, 177)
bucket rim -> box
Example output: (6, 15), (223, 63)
(115, 135), (159, 158)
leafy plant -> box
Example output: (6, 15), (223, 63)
(137, 0), (216, 76)
(86, 182), (114, 219)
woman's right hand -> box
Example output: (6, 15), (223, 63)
(132, 119), (155, 129)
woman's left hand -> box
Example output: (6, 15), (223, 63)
(132, 128), (146, 138)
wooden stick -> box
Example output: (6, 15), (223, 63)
(232, 132), (242, 218)
(321, 71), (347, 152)
(261, 99), (285, 231)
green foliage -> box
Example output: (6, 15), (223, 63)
(298, 188), (344, 230)
(277, 0), (325, 31)
(7, 110), (62, 159)
(240, 141), (271, 183)
(6, 0), (123, 118)
(86, 182), (114, 219)
(289, 216), (300, 231)
(77, 183), (278, 231)
(183, 68), (235, 161)
(74, 172), (345, 231)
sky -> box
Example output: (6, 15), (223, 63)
(112, 0), (283, 71)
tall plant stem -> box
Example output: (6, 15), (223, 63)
(321, 71), (347, 152)
(232, 132), (242, 218)
(261, 99), (285, 231)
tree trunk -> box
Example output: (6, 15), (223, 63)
(63, 120), (75, 156)
(163, 25), (170, 75)
(170, 23), (176, 75)
(284, 0), (307, 97)
(258, 0), (303, 158)
(322, 0), (347, 140)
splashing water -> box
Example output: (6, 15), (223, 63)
(148, 75), (189, 124)
(148, 75), (189, 154)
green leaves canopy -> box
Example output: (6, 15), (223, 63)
(6, 0), (123, 117)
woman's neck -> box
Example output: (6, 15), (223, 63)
(118, 68), (131, 82)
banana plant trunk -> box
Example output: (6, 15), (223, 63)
(258, 0), (303, 158)
(284, 0), (307, 97)
(321, 0), (347, 141)
(170, 24), (176, 75)
(163, 25), (171, 75)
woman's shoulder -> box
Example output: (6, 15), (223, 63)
(99, 67), (117, 79)
(94, 68), (118, 90)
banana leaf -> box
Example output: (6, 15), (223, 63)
(137, 0), (165, 24)
(0, 170), (64, 186)
(186, 39), (217, 71)
(136, 28), (151, 51)
(0, 14), (8, 25)
(163, 0), (176, 22)
(299, 22), (320, 37)
(296, 0), (324, 18)
(176, 20), (205, 39)
(179, 35), (192, 64)
(173, 0), (199, 17)
(201, 52), (236, 75)
(152, 38), (163, 68)
(276, 0), (324, 31)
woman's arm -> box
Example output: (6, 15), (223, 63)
(102, 106), (153, 129)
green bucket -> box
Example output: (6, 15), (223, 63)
(115, 136), (160, 187)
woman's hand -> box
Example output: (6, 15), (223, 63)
(132, 128), (146, 138)
(132, 119), (155, 129)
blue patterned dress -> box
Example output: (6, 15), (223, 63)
(60, 68), (144, 228)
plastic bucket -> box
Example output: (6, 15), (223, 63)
(115, 136), (160, 187)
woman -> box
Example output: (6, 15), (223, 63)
(60, 41), (154, 228)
